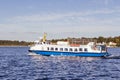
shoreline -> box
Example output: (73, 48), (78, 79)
(0, 45), (29, 47)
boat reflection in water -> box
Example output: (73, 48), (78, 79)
(28, 52), (101, 62)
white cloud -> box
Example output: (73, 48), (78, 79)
(6, 8), (120, 23)
(1, 8), (120, 40)
(3, 8), (120, 31)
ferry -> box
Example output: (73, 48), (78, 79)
(29, 33), (109, 57)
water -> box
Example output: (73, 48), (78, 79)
(0, 47), (120, 80)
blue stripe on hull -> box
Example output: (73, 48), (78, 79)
(29, 50), (109, 57)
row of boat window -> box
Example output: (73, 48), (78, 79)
(47, 47), (88, 52)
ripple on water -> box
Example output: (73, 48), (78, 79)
(0, 47), (120, 80)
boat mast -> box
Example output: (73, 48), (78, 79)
(42, 33), (47, 43)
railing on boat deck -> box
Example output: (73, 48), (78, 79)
(67, 38), (97, 45)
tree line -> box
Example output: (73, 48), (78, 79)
(51, 36), (120, 47)
(96, 36), (120, 46)
(0, 36), (120, 47)
(0, 40), (33, 46)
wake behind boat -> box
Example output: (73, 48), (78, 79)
(29, 33), (109, 57)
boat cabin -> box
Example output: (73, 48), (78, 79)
(31, 41), (107, 53)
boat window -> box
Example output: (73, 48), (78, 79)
(74, 48), (78, 52)
(47, 47), (49, 50)
(65, 48), (68, 51)
(84, 48), (88, 51)
(69, 48), (73, 51)
(79, 48), (82, 51)
(51, 47), (54, 51)
(55, 48), (58, 51)
(101, 45), (106, 51)
(96, 46), (101, 51)
(60, 48), (63, 51)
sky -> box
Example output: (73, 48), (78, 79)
(0, 0), (120, 41)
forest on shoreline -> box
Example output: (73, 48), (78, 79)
(0, 36), (120, 47)
(51, 36), (120, 47)
(0, 40), (33, 46)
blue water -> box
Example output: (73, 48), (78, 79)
(0, 47), (120, 80)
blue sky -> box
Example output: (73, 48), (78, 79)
(0, 0), (120, 41)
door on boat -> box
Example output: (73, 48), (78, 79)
(96, 45), (107, 52)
